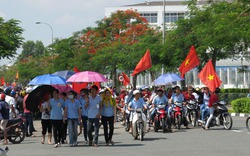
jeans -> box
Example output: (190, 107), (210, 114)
(87, 118), (99, 144)
(81, 116), (88, 142)
(200, 104), (209, 121)
(51, 120), (63, 144)
(205, 107), (215, 128)
(25, 113), (33, 135)
(68, 119), (78, 145)
(101, 116), (114, 143)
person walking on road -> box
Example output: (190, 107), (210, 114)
(64, 91), (81, 147)
(40, 94), (52, 145)
(101, 88), (116, 146)
(49, 89), (65, 148)
(86, 85), (102, 147)
(0, 93), (10, 145)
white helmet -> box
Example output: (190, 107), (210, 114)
(133, 90), (141, 95)
(26, 87), (33, 94)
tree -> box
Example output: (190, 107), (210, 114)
(0, 17), (24, 59)
(164, 0), (250, 70)
(18, 40), (45, 60)
(80, 10), (157, 87)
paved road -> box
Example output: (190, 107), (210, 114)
(3, 116), (250, 156)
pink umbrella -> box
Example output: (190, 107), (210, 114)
(66, 71), (108, 83)
(52, 85), (74, 93)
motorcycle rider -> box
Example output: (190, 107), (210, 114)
(203, 88), (220, 130)
(150, 88), (168, 123)
(4, 88), (17, 119)
(168, 86), (189, 129)
(128, 90), (147, 133)
(0, 93), (10, 145)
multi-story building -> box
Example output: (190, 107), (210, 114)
(105, 0), (250, 88)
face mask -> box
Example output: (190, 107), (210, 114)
(68, 95), (74, 99)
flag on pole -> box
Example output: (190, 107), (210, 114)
(122, 72), (130, 86)
(73, 66), (80, 73)
(132, 49), (152, 76)
(198, 60), (222, 92)
(1, 77), (4, 86)
(179, 46), (200, 78)
(15, 71), (19, 80)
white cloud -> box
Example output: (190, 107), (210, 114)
(55, 14), (84, 25)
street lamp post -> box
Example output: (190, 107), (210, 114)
(35, 22), (54, 50)
(162, 0), (166, 44)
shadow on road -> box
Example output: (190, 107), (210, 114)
(143, 137), (167, 141)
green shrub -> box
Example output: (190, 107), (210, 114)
(231, 98), (250, 113)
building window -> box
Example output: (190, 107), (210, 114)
(140, 13), (158, 23)
(165, 13), (185, 23)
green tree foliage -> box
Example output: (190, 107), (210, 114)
(0, 17), (24, 59)
(18, 40), (45, 60)
(164, 0), (250, 69)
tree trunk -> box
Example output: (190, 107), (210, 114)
(211, 50), (218, 69)
(112, 66), (117, 88)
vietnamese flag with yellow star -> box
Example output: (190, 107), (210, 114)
(179, 46), (200, 78)
(198, 60), (222, 92)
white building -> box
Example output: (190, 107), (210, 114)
(105, 0), (250, 89)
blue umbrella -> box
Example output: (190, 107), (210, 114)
(53, 70), (76, 80)
(152, 73), (184, 85)
(28, 74), (67, 85)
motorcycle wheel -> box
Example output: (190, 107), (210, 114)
(162, 118), (166, 133)
(177, 115), (181, 129)
(246, 117), (250, 132)
(191, 112), (197, 127)
(125, 122), (130, 132)
(154, 120), (158, 132)
(8, 126), (25, 144)
(223, 114), (233, 130)
(139, 123), (144, 141)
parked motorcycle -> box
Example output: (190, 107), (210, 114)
(153, 104), (168, 133)
(203, 101), (233, 130)
(131, 108), (147, 141)
(0, 115), (26, 144)
(186, 100), (198, 127)
(169, 102), (183, 129)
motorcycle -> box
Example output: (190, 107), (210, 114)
(169, 101), (183, 129)
(0, 115), (26, 144)
(124, 104), (130, 132)
(0, 146), (8, 156)
(153, 104), (168, 133)
(203, 101), (233, 130)
(186, 100), (198, 127)
(131, 108), (147, 141)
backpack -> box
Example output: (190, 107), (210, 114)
(0, 100), (10, 119)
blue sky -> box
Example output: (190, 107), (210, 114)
(0, 0), (148, 65)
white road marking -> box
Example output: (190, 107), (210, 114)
(231, 130), (243, 133)
(239, 113), (245, 117)
(231, 113), (236, 116)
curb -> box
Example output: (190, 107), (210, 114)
(230, 113), (250, 117)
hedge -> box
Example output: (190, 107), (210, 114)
(231, 98), (250, 113)
(220, 88), (249, 93)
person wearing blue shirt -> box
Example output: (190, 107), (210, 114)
(85, 85), (102, 147)
(78, 89), (89, 144)
(49, 89), (65, 148)
(101, 88), (116, 146)
(64, 91), (81, 147)
(150, 88), (168, 122)
(128, 90), (147, 133)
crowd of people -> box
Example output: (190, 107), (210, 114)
(0, 84), (232, 146)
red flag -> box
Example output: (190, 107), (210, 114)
(15, 71), (19, 80)
(179, 46), (200, 78)
(1, 77), (4, 86)
(122, 72), (130, 86)
(132, 49), (152, 76)
(198, 60), (222, 92)
(74, 66), (80, 73)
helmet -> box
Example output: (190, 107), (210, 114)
(4, 87), (12, 95)
(11, 90), (16, 96)
(25, 87), (33, 94)
(0, 93), (5, 100)
(133, 90), (141, 95)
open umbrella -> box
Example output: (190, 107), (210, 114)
(152, 73), (184, 86)
(28, 74), (67, 85)
(53, 70), (75, 80)
(25, 85), (55, 112)
(52, 85), (73, 93)
(67, 71), (108, 83)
